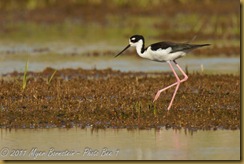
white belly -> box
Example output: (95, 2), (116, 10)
(141, 47), (186, 62)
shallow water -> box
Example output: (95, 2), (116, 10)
(0, 55), (240, 75)
(0, 128), (240, 160)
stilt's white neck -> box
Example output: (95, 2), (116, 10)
(134, 39), (144, 57)
(134, 39), (153, 61)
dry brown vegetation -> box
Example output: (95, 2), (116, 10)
(0, 68), (240, 130)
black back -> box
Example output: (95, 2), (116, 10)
(150, 42), (210, 53)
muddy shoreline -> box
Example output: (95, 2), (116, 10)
(0, 68), (240, 131)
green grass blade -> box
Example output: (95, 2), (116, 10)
(153, 104), (157, 117)
(47, 70), (57, 85)
(22, 60), (29, 90)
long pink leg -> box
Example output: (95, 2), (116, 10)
(174, 61), (188, 82)
(153, 61), (188, 110)
(153, 61), (186, 101)
(169, 61), (188, 110)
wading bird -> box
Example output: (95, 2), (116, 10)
(115, 35), (210, 110)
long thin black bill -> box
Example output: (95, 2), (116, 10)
(114, 45), (130, 58)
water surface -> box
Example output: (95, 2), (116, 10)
(0, 55), (240, 75)
(0, 128), (240, 160)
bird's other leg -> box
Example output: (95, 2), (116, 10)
(173, 60), (188, 82)
(153, 61), (180, 103)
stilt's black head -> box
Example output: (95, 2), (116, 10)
(129, 35), (144, 45)
(115, 34), (144, 58)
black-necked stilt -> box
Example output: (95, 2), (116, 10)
(115, 35), (210, 110)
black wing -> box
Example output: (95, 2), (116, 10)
(150, 42), (210, 53)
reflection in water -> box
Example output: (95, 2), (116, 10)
(0, 128), (240, 160)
